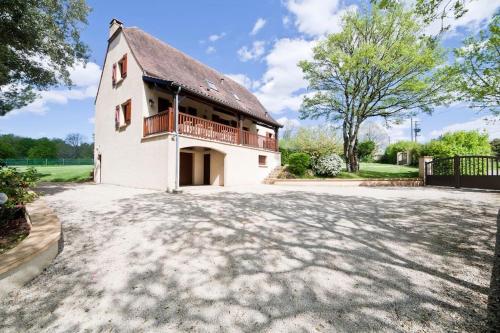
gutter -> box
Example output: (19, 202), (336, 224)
(173, 84), (182, 193)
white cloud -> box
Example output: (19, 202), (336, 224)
(237, 41), (266, 62)
(282, 16), (291, 27)
(250, 18), (267, 35)
(225, 73), (254, 90)
(254, 38), (315, 114)
(384, 119), (417, 142)
(284, 0), (357, 37)
(70, 62), (101, 87)
(7, 61), (101, 117)
(277, 116), (301, 127)
(430, 117), (500, 139)
(206, 46), (216, 54)
(425, 0), (499, 36)
(208, 32), (226, 42)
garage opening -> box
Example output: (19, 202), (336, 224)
(179, 147), (225, 186)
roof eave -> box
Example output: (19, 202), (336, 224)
(142, 75), (282, 127)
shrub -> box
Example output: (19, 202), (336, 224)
(382, 141), (423, 165)
(422, 130), (491, 158)
(0, 166), (40, 209)
(279, 125), (342, 160)
(287, 152), (311, 176)
(357, 140), (376, 161)
(491, 138), (500, 158)
(312, 153), (344, 177)
(279, 147), (293, 166)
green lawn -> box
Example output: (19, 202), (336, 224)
(337, 162), (419, 179)
(14, 165), (94, 182)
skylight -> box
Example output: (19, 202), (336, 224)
(233, 93), (240, 101)
(206, 79), (218, 91)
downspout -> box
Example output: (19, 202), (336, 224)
(173, 85), (182, 193)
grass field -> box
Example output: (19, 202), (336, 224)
(14, 165), (94, 182)
(337, 162), (419, 179)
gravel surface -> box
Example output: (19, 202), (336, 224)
(0, 183), (498, 332)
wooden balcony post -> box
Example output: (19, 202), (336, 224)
(168, 107), (174, 132)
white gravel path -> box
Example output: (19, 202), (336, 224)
(0, 183), (498, 332)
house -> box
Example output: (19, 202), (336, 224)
(94, 19), (282, 191)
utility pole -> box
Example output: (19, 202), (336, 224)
(410, 117), (413, 142)
(413, 120), (421, 142)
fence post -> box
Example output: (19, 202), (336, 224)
(419, 156), (432, 185)
(454, 155), (461, 188)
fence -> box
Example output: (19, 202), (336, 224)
(425, 155), (500, 190)
(3, 158), (94, 166)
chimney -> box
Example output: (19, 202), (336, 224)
(109, 18), (123, 38)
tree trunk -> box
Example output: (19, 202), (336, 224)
(344, 118), (361, 173)
(346, 138), (359, 172)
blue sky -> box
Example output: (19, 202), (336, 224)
(1, 0), (499, 143)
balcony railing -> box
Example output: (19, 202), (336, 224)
(143, 108), (278, 151)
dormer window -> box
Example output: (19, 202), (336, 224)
(118, 54), (127, 78)
(206, 79), (218, 91)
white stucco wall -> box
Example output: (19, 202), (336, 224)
(94, 31), (169, 190)
(175, 135), (280, 188)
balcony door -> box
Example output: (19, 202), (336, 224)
(180, 152), (193, 186)
(203, 154), (210, 185)
(158, 97), (171, 113)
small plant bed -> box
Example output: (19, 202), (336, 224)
(0, 207), (30, 255)
(279, 162), (419, 180)
(0, 165), (40, 254)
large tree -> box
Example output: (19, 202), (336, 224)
(442, 14), (499, 115)
(65, 133), (85, 158)
(299, 4), (448, 172)
(0, 0), (91, 116)
(375, 0), (469, 33)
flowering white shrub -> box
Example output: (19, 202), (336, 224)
(312, 153), (343, 177)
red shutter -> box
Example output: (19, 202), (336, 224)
(112, 64), (117, 85)
(115, 105), (120, 128)
(121, 54), (127, 78)
(124, 99), (131, 124)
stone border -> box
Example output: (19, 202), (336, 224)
(0, 199), (61, 296)
(268, 178), (423, 187)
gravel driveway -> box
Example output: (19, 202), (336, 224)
(1, 184), (498, 332)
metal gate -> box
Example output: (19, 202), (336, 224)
(425, 155), (500, 190)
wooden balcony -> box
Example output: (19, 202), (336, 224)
(143, 108), (278, 151)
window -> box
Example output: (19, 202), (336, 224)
(118, 54), (127, 78)
(259, 155), (267, 166)
(114, 105), (120, 128)
(112, 64), (117, 86)
(187, 107), (197, 116)
(267, 133), (273, 138)
(122, 99), (132, 125)
(206, 79), (218, 91)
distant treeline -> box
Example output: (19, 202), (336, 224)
(0, 134), (93, 159)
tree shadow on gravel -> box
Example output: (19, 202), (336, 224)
(0, 186), (497, 332)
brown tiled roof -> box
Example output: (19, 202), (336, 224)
(121, 27), (280, 127)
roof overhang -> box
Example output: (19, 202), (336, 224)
(142, 75), (282, 128)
